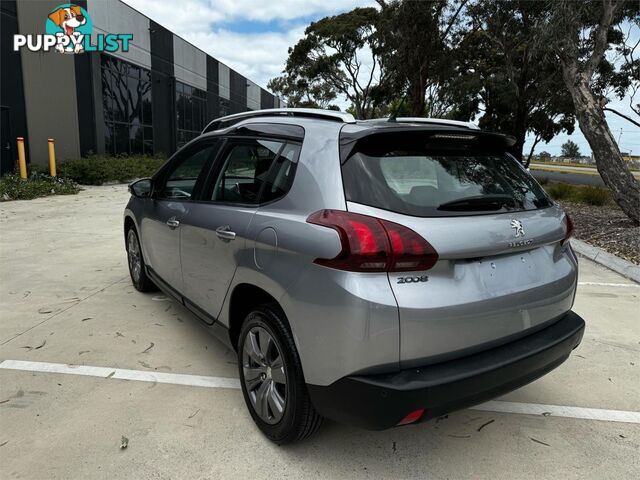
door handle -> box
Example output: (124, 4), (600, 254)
(215, 225), (236, 241)
(166, 217), (180, 229)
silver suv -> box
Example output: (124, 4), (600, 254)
(124, 108), (585, 444)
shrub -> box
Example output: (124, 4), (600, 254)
(576, 185), (610, 206)
(0, 173), (80, 201)
(547, 182), (574, 200)
(57, 154), (166, 185)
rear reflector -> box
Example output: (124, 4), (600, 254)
(307, 210), (439, 272)
(562, 213), (574, 246)
(397, 409), (425, 426)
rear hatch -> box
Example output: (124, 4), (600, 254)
(340, 126), (577, 367)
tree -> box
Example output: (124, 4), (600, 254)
(561, 140), (582, 158)
(375, 0), (469, 117)
(266, 75), (339, 109)
(539, 151), (552, 160)
(280, 8), (388, 119)
(544, 0), (640, 224)
(456, 1), (576, 166)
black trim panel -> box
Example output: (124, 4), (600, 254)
(307, 311), (585, 430)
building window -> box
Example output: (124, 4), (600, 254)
(176, 81), (207, 148)
(101, 54), (153, 155)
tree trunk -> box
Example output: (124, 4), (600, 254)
(409, 76), (426, 116)
(566, 76), (640, 224)
(511, 131), (526, 164)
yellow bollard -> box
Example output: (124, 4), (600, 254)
(17, 137), (27, 179)
(47, 138), (57, 177)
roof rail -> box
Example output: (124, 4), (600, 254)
(202, 108), (356, 134)
(368, 117), (480, 130)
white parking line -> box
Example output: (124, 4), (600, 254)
(2, 359), (639, 424)
(578, 282), (639, 288)
(471, 400), (640, 423)
(0, 359), (240, 389)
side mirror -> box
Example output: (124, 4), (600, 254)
(128, 178), (152, 198)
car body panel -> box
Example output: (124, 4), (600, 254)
(180, 203), (257, 322)
(346, 201), (577, 366)
(140, 199), (188, 291)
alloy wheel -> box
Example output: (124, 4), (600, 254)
(242, 326), (287, 424)
(127, 230), (142, 283)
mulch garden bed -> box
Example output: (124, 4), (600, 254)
(557, 200), (640, 265)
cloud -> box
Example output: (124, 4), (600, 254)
(123, 0), (373, 27)
(183, 27), (307, 89)
(121, 0), (375, 91)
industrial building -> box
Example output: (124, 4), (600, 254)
(0, 0), (282, 175)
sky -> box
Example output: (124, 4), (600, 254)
(122, 0), (639, 157)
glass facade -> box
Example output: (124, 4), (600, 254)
(101, 55), (154, 155)
(175, 81), (207, 148)
(98, 53), (277, 158)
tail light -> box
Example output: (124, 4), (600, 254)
(561, 213), (574, 246)
(307, 210), (438, 272)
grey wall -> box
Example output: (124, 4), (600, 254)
(247, 80), (260, 111)
(17, 0), (80, 164)
(173, 36), (206, 91)
(88, 0), (151, 69)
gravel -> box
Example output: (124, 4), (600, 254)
(557, 200), (640, 265)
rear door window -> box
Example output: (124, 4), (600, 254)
(342, 135), (551, 217)
(259, 143), (300, 203)
(210, 139), (283, 204)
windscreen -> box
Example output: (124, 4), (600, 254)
(341, 134), (552, 217)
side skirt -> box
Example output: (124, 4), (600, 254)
(146, 266), (234, 350)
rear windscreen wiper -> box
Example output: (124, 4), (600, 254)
(437, 194), (516, 211)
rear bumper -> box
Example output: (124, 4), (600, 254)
(307, 310), (585, 430)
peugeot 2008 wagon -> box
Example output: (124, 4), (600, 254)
(124, 108), (585, 444)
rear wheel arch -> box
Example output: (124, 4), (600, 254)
(228, 283), (291, 351)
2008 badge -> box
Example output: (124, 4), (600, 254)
(397, 275), (429, 284)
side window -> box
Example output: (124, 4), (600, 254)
(157, 143), (217, 200)
(259, 143), (300, 203)
(211, 139), (283, 204)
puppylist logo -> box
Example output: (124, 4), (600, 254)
(13, 4), (133, 54)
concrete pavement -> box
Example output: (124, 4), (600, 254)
(1, 186), (639, 479)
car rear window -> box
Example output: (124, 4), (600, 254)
(341, 133), (552, 217)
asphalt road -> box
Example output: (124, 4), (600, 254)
(531, 169), (605, 186)
(530, 163), (640, 186)
(1, 186), (639, 479)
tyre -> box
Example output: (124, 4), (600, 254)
(238, 303), (323, 444)
(126, 227), (157, 292)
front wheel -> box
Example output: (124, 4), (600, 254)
(126, 227), (157, 292)
(238, 304), (323, 444)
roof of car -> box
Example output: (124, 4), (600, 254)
(202, 109), (483, 135)
(202, 108), (356, 133)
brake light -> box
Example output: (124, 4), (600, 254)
(561, 213), (574, 246)
(307, 210), (438, 272)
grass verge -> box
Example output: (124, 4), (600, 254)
(0, 173), (81, 201)
(545, 182), (611, 206)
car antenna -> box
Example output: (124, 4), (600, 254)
(388, 97), (406, 122)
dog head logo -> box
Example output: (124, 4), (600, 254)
(45, 4), (92, 54)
